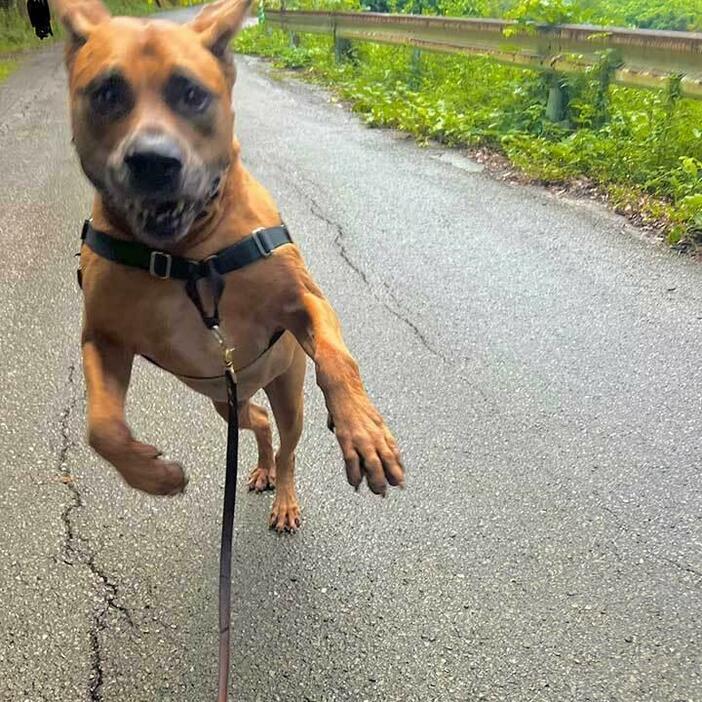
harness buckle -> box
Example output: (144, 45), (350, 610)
(149, 251), (172, 279)
(251, 228), (273, 258)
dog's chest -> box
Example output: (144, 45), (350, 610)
(83, 253), (291, 401)
(127, 283), (288, 402)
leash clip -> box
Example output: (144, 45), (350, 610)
(210, 324), (237, 382)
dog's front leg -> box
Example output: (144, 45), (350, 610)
(82, 332), (187, 496)
(286, 289), (405, 495)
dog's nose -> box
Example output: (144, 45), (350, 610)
(124, 135), (183, 195)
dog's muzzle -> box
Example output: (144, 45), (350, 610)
(103, 132), (225, 244)
(124, 136), (184, 197)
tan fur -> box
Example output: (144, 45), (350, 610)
(54, 0), (404, 530)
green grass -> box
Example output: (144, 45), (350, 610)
(236, 22), (702, 245)
(0, 57), (16, 82)
(395, 0), (702, 31)
(0, 0), (180, 55)
(0, 5), (44, 53)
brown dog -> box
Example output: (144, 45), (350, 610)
(51, 0), (404, 531)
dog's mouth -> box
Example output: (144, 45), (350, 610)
(119, 174), (223, 244)
(126, 198), (198, 240)
(95, 164), (225, 245)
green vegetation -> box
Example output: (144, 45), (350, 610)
(0, 57), (15, 81)
(399, 0), (702, 31)
(238, 0), (702, 245)
(0, 2), (43, 53)
(0, 0), (185, 54)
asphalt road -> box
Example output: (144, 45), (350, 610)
(1, 14), (701, 702)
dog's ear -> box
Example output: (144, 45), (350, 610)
(50, 0), (110, 51)
(189, 0), (252, 61)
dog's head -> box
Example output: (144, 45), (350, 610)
(53, 0), (251, 246)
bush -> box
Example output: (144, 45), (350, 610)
(236, 22), (702, 240)
(0, 3), (41, 53)
(0, 0), (191, 54)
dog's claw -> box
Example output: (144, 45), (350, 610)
(332, 402), (405, 496)
(269, 490), (301, 533)
(175, 467), (189, 495)
(247, 465), (275, 492)
(156, 457), (188, 496)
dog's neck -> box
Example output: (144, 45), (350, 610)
(91, 141), (262, 258)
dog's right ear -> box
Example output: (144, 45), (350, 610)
(50, 0), (110, 54)
(189, 0), (253, 61)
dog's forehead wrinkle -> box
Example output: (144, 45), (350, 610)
(141, 21), (186, 55)
(80, 66), (127, 95)
(88, 18), (176, 60)
(78, 18), (230, 95)
(169, 65), (213, 91)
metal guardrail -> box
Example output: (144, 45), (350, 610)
(266, 10), (702, 100)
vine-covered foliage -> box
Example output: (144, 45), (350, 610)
(240, 0), (702, 242)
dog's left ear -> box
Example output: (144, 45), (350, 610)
(189, 0), (252, 61)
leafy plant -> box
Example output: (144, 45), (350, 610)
(237, 16), (702, 241)
(505, 0), (588, 28)
(0, 0), (181, 54)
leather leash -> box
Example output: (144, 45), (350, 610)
(214, 326), (239, 702)
(78, 220), (294, 701)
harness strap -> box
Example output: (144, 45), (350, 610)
(186, 262), (225, 330)
(82, 220), (293, 281)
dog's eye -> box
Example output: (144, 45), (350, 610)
(90, 75), (132, 118)
(183, 84), (210, 112)
(166, 75), (212, 116)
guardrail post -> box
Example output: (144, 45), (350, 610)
(257, 1), (272, 36)
(408, 48), (422, 89)
(407, 0), (424, 88)
(656, 74), (683, 166)
(545, 72), (568, 123)
(333, 22), (354, 63)
(278, 1), (298, 46)
(592, 49), (622, 127)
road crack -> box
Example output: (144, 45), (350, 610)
(660, 556), (702, 580)
(57, 363), (133, 702)
(276, 167), (446, 359)
(601, 502), (701, 585)
(311, 196), (445, 359)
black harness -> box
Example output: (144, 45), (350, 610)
(79, 219), (293, 702)
(81, 219), (292, 326)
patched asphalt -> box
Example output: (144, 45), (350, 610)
(0, 16), (700, 702)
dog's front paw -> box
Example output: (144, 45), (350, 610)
(91, 425), (188, 497)
(332, 402), (404, 495)
(120, 448), (188, 497)
(269, 487), (301, 533)
(247, 464), (276, 492)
